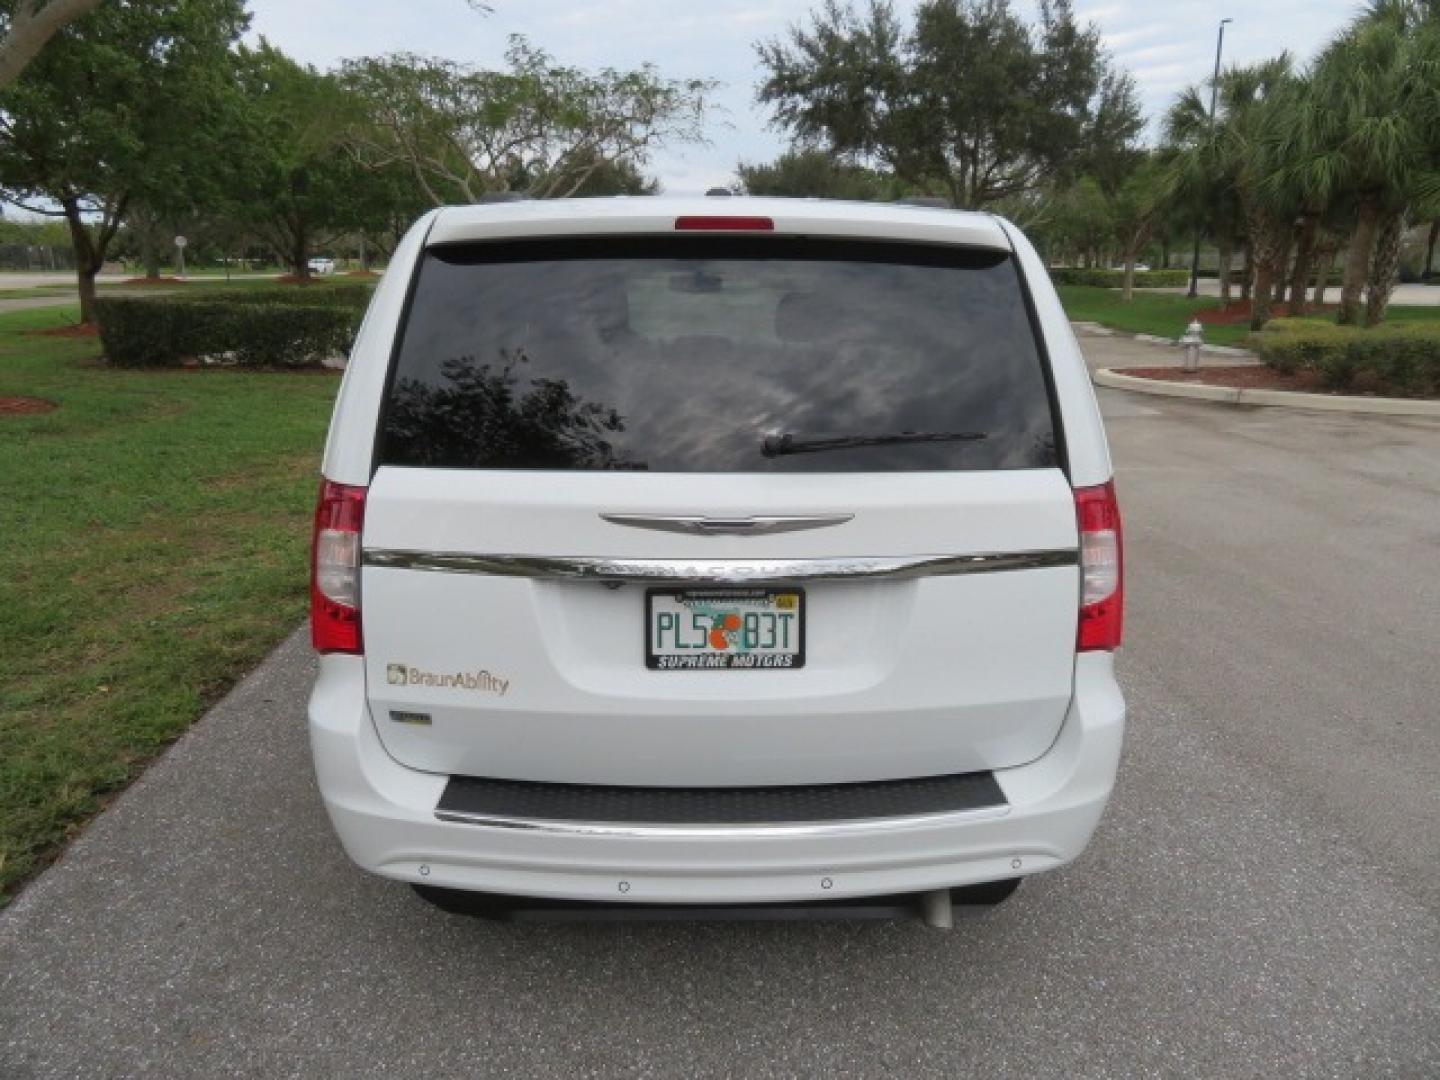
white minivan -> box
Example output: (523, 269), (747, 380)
(307, 196), (1125, 922)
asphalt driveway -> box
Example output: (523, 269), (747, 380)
(3, 376), (1438, 1077)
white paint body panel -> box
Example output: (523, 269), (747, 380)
(362, 467), (1080, 784)
(308, 196), (1126, 902)
(309, 652), (1124, 902)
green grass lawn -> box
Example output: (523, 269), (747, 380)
(1055, 285), (1250, 345)
(1057, 284), (1440, 348)
(0, 305), (337, 905)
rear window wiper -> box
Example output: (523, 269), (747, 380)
(760, 430), (989, 458)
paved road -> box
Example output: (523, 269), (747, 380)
(0, 273), (286, 315)
(0, 272), (281, 289)
(3, 372), (1439, 1076)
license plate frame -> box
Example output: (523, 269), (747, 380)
(645, 587), (806, 671)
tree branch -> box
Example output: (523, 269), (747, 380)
(0, 0), (105, 90)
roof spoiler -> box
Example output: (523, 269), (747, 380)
(893, 195), (953, 209)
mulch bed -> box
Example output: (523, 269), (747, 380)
(33, 323), (99, 338)
(1193, 300), (1337, 325)
(1115, 364), (1433, 398)
(121, 276), (188, 285)
(0, 395), (58, 416)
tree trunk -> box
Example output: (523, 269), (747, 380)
(1365, 210), (1405, 327)
(141, 233), (162, 280)
(75, 265), (99, 324)
(1271, 233), (1292, 306)
(1339, 198), (1380, 325)
(1287, 213), (1319, 314)
(1251, 261), (1273, 330)
(1217, 235), (1234, 304)
(0, 0), (103, 91)
(1240, 242), (1253, 301)
(290, 227), (310, 281)
(60, 197), (101, 325)
(1425, 220), (1439, 280)
(1121, 257), (1135, 302)
(1313, 244), (1335, 306)
(1248, 212), (1286, 331)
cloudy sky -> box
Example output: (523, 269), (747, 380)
(246, 0), (1365, 194)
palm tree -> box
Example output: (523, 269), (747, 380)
(1299, 0), (1440, 324)
(1163, 86), (1244, 303)
(1165, 58), (1297, 328)
(1255, 73), (1331, 314)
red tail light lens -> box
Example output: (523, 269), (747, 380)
(673, 215), (774, 231)
(311, 480), (366, 654)
(1075, 480), (1123, 651)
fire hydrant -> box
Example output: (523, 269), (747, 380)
(1180, 319), (1203, 373)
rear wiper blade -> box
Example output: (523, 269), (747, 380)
(760, 430), (989, 458)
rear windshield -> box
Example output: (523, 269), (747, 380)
(379, 237), (1058, 472)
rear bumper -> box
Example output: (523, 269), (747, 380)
(307, 654), (1125, 904)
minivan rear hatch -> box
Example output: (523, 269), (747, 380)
(360, 234), (1079, 787)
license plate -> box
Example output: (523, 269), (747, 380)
(646, 588), (805, 670)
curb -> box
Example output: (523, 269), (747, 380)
(1093, 368), (1440, 417)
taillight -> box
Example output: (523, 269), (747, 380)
(311, 480), (366, 654)
(1075, 480), (1123, 651)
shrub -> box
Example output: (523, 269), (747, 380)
(1049, 267), (1190, 288)
(169, 282), (376, 310)
(96, 296), (364, 369)
(1252, 318), (1440, 396)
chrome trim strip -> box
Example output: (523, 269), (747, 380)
(363, 549), (1076, 583)
(600, 512), (855, 537)
(433, 803), (1011, 838)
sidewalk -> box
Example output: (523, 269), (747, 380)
(1070, 321), (1257, 373)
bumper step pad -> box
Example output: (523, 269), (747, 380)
(436, 770), (1006, 828)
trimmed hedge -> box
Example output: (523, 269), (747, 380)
(1254, 318), (1440, 397)
(96, 293), (367, 369)
(167, 282), (377, 309)
(1049, 267), (1190, 288)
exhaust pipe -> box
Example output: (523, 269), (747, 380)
(918, 888), (954, 929)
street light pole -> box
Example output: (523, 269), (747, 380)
(1186, 17), (1233, 299)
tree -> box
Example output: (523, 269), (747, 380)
(1031, 176), (1111, 267)
(225, 43), (412, 280)
(735, 149), (903, 199)
(340, 40), (712, 204)
(1298, 1), (1440, 324)
(0, 0), (248, 321)
(755, 0), (1140, 209)
(1167, 57), (1298, 329)
(1107, 156), (1165, 301)
(0, 0), (101, 89)
(563, 152), (659, 196)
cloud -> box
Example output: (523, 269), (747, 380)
(1119, 43), (1186, 64)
